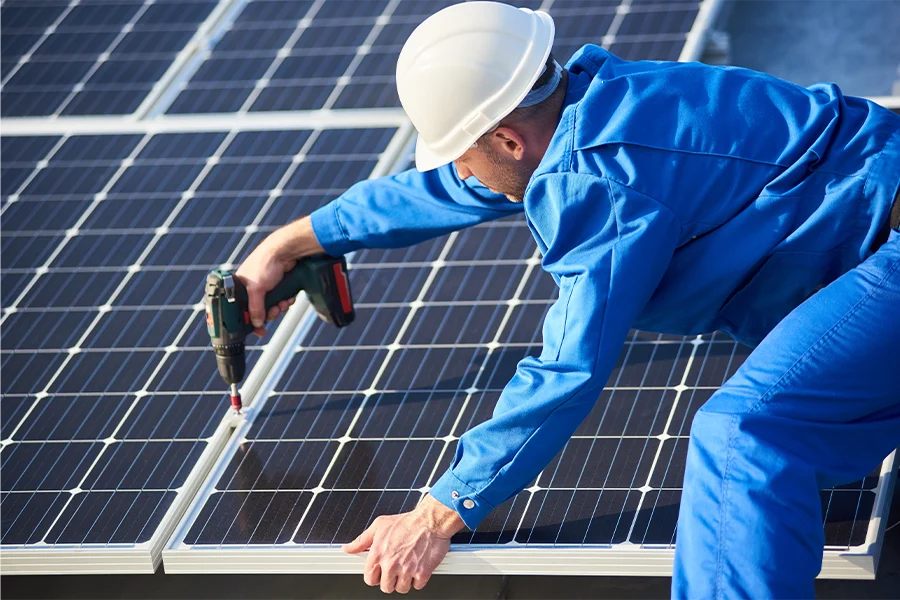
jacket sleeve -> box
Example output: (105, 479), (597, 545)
(309, 164), (523, 255)
(428, 173), (682, 528)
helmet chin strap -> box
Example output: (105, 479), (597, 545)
(517, 59), (563, 108)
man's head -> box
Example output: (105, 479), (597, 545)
(396, 1), (560, 198)
(453, 55), (567, 202)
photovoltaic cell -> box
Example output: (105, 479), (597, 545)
(166, 0), (699, 115)
(0, 126), (398, 555)
(1, 0), (216, 117)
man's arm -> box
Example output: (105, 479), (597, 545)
(344, 174), (682, 593)
(309, 163), (522, 256)
(237, 164), (520, 330)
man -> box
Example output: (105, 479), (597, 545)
(236, 2), (900, 597)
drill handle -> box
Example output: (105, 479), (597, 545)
(262, 255), (354, 328)
(263, 263), (309, 309)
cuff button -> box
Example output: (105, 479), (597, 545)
(451, 491), (460, 499)
(462, 499), (475, 509)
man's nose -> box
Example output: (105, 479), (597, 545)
(454, 160), (472, 180)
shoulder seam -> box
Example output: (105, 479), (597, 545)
(578, 140), (792, 169)
(604, 176), (684, 236)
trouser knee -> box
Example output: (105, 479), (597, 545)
(687, 390), (827, 501)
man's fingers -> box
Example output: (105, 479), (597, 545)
(342, 526), (376, 554)
(412, 573), (431, 591)
(266, 305), (281, 322)
(394, 576), (413, 595)
(363, 562), (381, 587)
(277, 300), (290, 313)
(246, 286), (266, 329)
(345, 510), (446, 593)
(362, 543), (381, 587)
(380, 572), (398, 595)
(252, 326), (267, 338)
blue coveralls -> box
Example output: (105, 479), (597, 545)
(310, 45), (900, 598)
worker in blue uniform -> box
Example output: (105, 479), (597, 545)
(236, 2), (900, 597)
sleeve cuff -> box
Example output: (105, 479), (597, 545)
(428, 469), (495, 530)
(310, 203), (357, 256)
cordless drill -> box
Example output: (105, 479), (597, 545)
(204, 255), (355, 413)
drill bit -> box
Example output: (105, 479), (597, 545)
(230, 383), (242, 414)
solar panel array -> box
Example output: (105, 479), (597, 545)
(2, 0), (893, 578)
(1, 0), (217, 116)
(164, 0), (700, 114)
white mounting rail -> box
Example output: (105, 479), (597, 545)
(866, 96), (900, 110)
(679, 0), (727, 62)
(0, 108), (409, 136)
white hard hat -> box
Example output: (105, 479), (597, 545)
(396, 1), (555, 172)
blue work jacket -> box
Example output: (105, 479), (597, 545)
(310, 45), (900, 528)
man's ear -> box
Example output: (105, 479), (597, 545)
(491, 127), (526, 161)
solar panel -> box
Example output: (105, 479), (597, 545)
(0, 123), (402, 573)
(163, 0), (698, 115)
(165, 177), (895, 574)
(165, 0), (392, 114)
(1, 0), (217, 117)
(549, 0), (700, 64)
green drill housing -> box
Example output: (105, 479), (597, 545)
(204, 255), (355, 388)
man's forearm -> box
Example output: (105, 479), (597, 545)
(263, 216), (325, 259)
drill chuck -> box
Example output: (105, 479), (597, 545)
(214, 341), (246, 385)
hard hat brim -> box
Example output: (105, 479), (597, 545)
(414, 134), (450, 173)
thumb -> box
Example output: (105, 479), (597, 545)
(342, 526), (376, 554)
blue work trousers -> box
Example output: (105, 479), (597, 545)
(672, 229), (900, 599)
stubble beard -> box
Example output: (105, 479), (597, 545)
(480, 145), (532, 203)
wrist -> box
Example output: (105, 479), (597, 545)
(265, 216), (324, 260)
(419, 494), (466, 537)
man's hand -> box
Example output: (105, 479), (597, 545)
(342, 495), (465, 594)
(235, 217), (323, 336)
(235, 244), (296, 336)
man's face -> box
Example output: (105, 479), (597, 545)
(453, 142), (535, 203)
